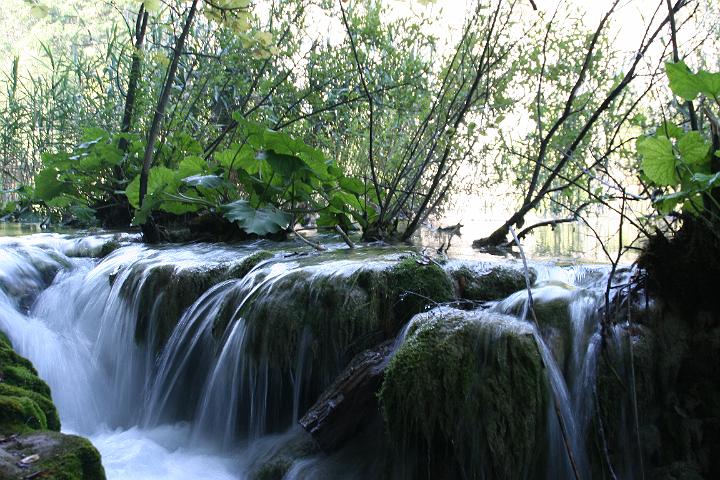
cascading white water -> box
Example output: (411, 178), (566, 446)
(1, 232), (639, 479)
(0, 234), (283, 479)
(492, 263), (635, 479)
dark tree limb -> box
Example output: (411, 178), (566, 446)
(138, 0), (200, 242)
(299, 341), (393, 452)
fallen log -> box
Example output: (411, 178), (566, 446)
(299, 340), (394, 452)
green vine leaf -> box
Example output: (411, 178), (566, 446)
(677, 131), (710, 166)
(666, 61), (700, 101)
(638, 136), (677, 186)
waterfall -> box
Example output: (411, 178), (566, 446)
(0, 233), (641, 479)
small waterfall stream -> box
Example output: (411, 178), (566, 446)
(0, 233), (639, 479)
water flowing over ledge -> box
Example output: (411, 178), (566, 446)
(0, 232), (706, 479)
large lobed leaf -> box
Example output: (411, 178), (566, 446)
(219, 199), (292, 235)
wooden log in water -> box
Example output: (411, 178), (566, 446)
(299, 340), (394, 452)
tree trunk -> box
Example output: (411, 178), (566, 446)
(299, 340), (393, 452)
(119, 5), (149, 152)
(139, 0), (199, 242)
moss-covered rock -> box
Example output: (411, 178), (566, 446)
(0, 334), (59, 434)
(379, 307), (548, 479)
(0, 431), (105, 480)
(98, 240), (121, 258)
(0, 334), (105, 479)
(448, 262), (534, 302)
(194, 254), (456, 436)
(123, 249), (274, 351)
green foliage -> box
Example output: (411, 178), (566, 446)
(666, 60), (720, 101)
(31, 129), (144, 225)
(638, 62), (718, 216)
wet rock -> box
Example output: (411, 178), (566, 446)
(0, 431), (105, 480)
(379, 307), (548, 479)
(447, 262), (533, 302)
(125, 250), (274, 350)
(0, 334), (105, 479)
(248, 430), (319, 480)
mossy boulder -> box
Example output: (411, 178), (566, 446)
(198, 254), (456, 436)
(0, 334), (105, 479)
(0, 431), (105, 480)
(379, 307), (548, 480)
(240, 256), (455, 380)
(0, 334), (60, 434)
(447, 262), (533, 302)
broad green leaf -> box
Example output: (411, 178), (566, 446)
(158, 200), (200, 215)
(638, 136), (677, 186)
(696, 70), (720, 98)
(339, 177), (365, 196)
(126, 166), (178, 208)
(677, 131), (710, 165)
(220, 200), (292, 235)
(216, 145), (256, 172)
(658, 122), (683, 139)
(264, 150), (308, 179)
(34, 168), (70, 200)
(666, 61), (700, 101)
(178, 156), (206, 178)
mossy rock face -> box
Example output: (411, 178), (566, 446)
(122, 250), (274, 351)
(0, 334), (60, 435)
(241, 256), (455, 379)
(0, 431), (105, 480)
(203, 255), (455, 436)
(0, 335), (104, 479)
(448, 262), (534, 302)
(98, 240), (121, 258)
(379, 307), (548, 479)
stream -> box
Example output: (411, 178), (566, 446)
(0, 231), (639, 479)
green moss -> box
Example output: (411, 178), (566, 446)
(0, 336), (103, 479)
(385, 258), (455, 325)
(0, 333), (60, 435)
(379, 308), (548, 479)
(1, 364), (52, 398)
(226, 250), (274, 279)
(0, 431), (105, 480)
(98, 240), (121, 257)
(0, 395), (47, 433)
(0, 383), (60, 431)
(450, 264), (532, 302)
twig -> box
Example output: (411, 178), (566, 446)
(335, 225), (355, 249)
(292, 226), (326, 251)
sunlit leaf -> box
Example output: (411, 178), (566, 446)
(220, 200), (292, 235)
(638, 136), (677, 186)
(666, 61), (700, 101)
(677, 131), (710, 166)
(182, 174), (225, 189)
(126, 167), (178, 208)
